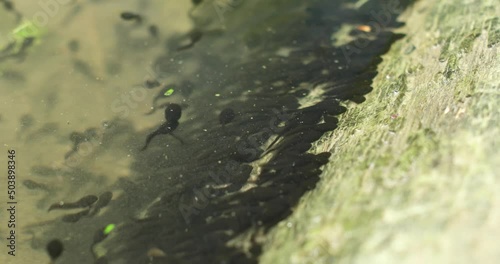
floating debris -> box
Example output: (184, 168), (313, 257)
(356, 25), (372, 32)
(103, 223), (116, 235)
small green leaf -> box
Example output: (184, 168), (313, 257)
(103, 224), (116, 235)
(164, 88), (175, 96)
(12, 20), (42, 39)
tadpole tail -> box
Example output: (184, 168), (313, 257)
(141, 130), (160, 151)
(140, 142), (149, 151)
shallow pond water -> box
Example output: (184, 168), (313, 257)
(0, 0), (414, 263)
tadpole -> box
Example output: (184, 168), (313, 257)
(149, 25), (159, 38)
(164, 103), (182, 121)
(120, 12), (142, 23)
(61, 209), (90, 223)
(46, 239), (64, 261)
(48, 195), (98, 212)
(141, 104), (184, 151)
(145, 79), (161, 89)
(219, 108), (236, 125)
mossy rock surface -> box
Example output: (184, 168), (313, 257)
(260, 0), (499, 263)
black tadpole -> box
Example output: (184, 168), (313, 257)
(46, 239), (63, 261)
(148, 25), (159, 38)
(120, 12), (142, 23)
(219, 108), (236, 125)
(141, 104), (184, 151)
(141, 121), (183, 151)
(48, 195), (98, 212)
(145, 79), (161, 89)
(165, 103), (182, 121)
(61, 209), (90, 223)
